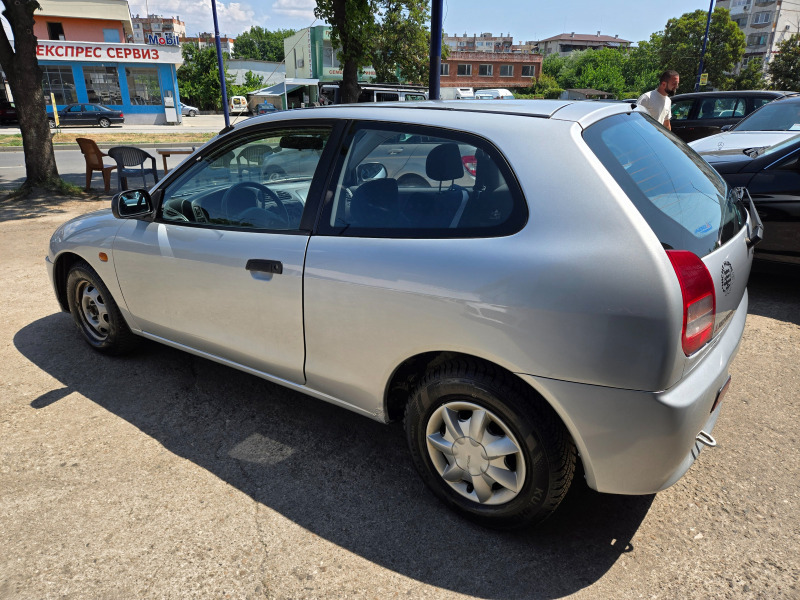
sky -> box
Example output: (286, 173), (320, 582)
(128, 0), (716, 44)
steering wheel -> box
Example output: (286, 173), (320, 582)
(221, 181), (289, 227)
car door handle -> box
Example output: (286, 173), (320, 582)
(246, 259), (283, 274)
(388, 148), (404, 154)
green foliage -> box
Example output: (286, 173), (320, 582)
(660, 7), (745, 93)
(233, 27), (296, 62)
(542, 54), (567, 78)
(371, 1), (432, 84)
(723, 59), (767, 91)
(230, 71), (266, 97)
(527, 73), (563, 99)
(177, 44), (235, 110)
(768, 34), (800, 91)
(623, 32), (663, 96)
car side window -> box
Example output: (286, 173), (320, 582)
(68, 105), (82, 113)
(318, 123), (527, 238)
(159, 126), (332, 231)
(671, 100), (693, 121)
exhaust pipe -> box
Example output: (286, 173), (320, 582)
(696, 430), (717, 448)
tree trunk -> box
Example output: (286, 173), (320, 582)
(0, 0), (60, 187)
(341, 58), (361, 103)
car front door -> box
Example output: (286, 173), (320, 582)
(747, 150), (800, 261)
(61, 104), (83, 126)
(112, 122), (340, 383)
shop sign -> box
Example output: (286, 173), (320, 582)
(36, 40), (181, 64)
(146, 34), (181, 47)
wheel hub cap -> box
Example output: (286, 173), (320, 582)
(452, 437), (489, 476)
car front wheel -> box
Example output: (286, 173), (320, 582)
(66, 261), (136, 355)
(405, 360), (576, 529)
(188, 109), (197, 117)
(98, 117), (111, 128)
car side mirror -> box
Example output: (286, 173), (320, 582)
(720, 124), (733, 132)
(112, 189), (154, 219)
(356, 162), (387, 182)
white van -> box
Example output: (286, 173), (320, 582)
(474, 88), (515, 100)
(439, 87), (474, 100)
(229, 95), (248, 114)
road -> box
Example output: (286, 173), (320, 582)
(0, 196), (798, 598)
(0, 113), (237, 136)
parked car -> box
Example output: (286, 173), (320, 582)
(669, 90), (798, 143)
(473, 88), (515, 100)
(49, 103), (124, 129)
(47, 100), (755, 529)
(180, 104), (199, 117)
(689, 95), (800, 154)
(256, 102), (278, 115)
(0, 100), (18, 125)
(698, 134), (800, 266)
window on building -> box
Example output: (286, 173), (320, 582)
(322, 44), (340, 68)
(47, 22), (65, 41)
(479, 64), (493, 76)
(84, 66), (123, 105)
(733, 16), (748, 28)
(457, 64), (472, 76)
(126, 68), (162, 105)
(41, 66), (76, 106)
(500, 65), (513, 77)
(521, 65), (535, 77)
(440, 63), (450, 76)
(752, 12), (772, 25)
(103, 28), (121, 43)
(747, 33), (769, 46)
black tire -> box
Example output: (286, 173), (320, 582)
(405, 359), (576, 529)
(48, 119), (56, 129)
(66, 261), (137, 355)
(98, 117), (111, 128)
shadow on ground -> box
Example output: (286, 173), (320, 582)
(15, 313), (655, 599)
(747, 262), (800, 326)
(0, 188), (110, 222)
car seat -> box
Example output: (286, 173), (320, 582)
(349, 178), (400, 228)
(406, 142), (469, 228)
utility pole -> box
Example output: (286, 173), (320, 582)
(695, 0), (714, 92)
(210, 0), (230, 128)
(429, 0), (443, 100)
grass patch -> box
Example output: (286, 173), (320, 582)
(0, 132), (216, 147)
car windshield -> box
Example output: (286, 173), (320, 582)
(732, 100), (800, 131)
(584, 112), (745, 257)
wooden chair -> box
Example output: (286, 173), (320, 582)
(76, 138), (116, 193)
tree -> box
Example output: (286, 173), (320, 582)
(727, 59), (767, 90)
(0, 0), (59, 189)
(233, 26), (296, 62)
(371, 1), (431, 84)
(230, 71), (265, 97)
(177, 44), (235, 110)
(622, 33), (663, 97)
(314, 0), (378, 103)
(768, 33), (800, 90)
(660, 7), (745, 93)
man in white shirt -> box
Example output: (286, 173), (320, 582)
(637, 70), (680, 130)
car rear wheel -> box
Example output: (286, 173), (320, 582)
(48, 119), (56, 129)
(98, 117), (111, 128)
(405, 359), (576, 529)
(66, 261), (137, 355)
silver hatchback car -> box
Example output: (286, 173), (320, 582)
(46, 100), (758, 529)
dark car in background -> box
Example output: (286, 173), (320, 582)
(0, 101), (18, 125)
(699, 134), (800, 266)
(256, 102), (278, 115)
(49, 103), (124, 129)
(669, 90), (798, 143)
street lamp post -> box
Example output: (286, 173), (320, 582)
(695, 0), (714, 92)
(210, 0), (230, 128)
(429, 0), (443, 100)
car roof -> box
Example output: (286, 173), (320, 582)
(236, 99), (633, 125)
(672, 91), (800, 102)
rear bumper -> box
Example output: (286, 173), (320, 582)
(519, 289), (748, 495)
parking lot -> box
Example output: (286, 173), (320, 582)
(0, 188), (798, 598)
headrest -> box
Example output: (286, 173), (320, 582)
(426, 143), (465, 182)
(474, 148), (500, 191)
(350, 178), (399, 226)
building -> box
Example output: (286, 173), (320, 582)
(715, 0), (799, 73)
(131, 14), (186, 44)
(182, 33), (235, 55)
(444, 32), (514, 53)
(536, 32), (631, 56)
(226, 60), (285, 87)
(29, 0), (184, 125)
(440, 51), (543, 89)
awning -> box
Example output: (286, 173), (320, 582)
(247, 79), (318, 98)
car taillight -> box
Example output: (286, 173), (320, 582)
(119, 112), (124, 117)
(462, 155), (477, 176)
(667, 250), (716, 356)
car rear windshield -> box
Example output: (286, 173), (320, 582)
(732, 99), (800, 131)
(584, 112), (744, 257)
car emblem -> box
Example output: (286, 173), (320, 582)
(721, 261), (734, 295)
(717, 140), (725, 150)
